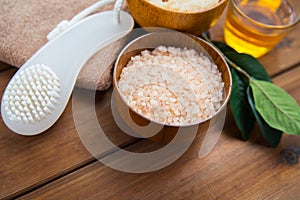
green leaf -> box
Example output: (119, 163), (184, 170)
(250, 79), (300, 135)
(213, 41), (237, 53)
(230, 69), (255, 140)
(212, 41), (272, 82)
(247, 86), (282, 147)
(224, 52), (272, 83)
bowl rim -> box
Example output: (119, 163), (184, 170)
(113, 31), (232, 128)
(136, 0), (228, 14)
(230, 0), (300, 29)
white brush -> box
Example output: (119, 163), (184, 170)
(2, 64), (60, 124)
(1, 0), (133, 135)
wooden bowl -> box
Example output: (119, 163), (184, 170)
(126, 0), (229, 35)
(113, 31), (232, 145)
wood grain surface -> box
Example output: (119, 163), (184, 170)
(0, 74), (135, 198)
(0, 62), (11, 72)
(1, 3), (300, 199)
(17, 66), (300, 200)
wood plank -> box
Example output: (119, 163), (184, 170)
(273, 66), (300, 102)
(0, 61), (12, 72)
(0, 70), (135, 199)
(259, 26), (300, 77)
(2, 3), (300, 199)
(209, 9), (300, 77)
(20, 66), (300, 199)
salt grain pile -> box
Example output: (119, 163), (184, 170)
(118, 46), (224, 126)
(148, 0), (219, 12)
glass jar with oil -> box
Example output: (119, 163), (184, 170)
(224, 0), (300, 58)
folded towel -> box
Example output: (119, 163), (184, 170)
(0, 0), (128, 90)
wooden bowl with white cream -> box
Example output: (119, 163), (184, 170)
(126, 0), (229, 35)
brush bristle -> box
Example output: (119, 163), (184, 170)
(3, 64), (60, 124)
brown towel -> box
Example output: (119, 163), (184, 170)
(0, 0), (128, 90)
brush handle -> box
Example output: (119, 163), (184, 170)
(2, 10), (134, 135)
(47, 0), (125, 41)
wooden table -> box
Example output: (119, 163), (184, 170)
(1, 12), (300, 200)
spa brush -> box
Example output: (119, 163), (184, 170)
(1, 0), (133, 135)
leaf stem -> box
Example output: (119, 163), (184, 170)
(201, 33), (251, 80)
